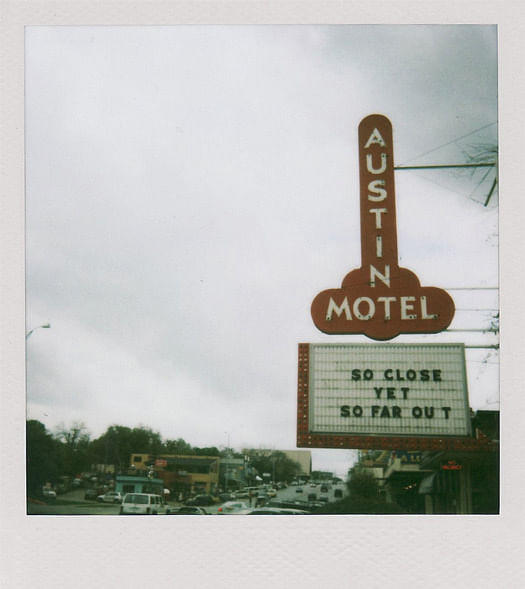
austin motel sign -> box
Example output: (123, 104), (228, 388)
(311, 114), (455, 339)
(297, 115), (494, 452)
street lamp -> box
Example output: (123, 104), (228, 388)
(26, 323), (51, 340)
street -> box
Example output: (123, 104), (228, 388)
(27, 482), (346, 515)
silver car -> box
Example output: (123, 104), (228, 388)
(96, 491), (122, 503)
(217, 501), (251, 514)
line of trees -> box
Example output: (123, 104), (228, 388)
(26, 420), (223, 496)
(26, 420), (303, 497)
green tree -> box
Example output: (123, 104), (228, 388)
(90, 424), (164, 471)
(163, 437), (193, 455)
(347, 468), (380, 499)
(311, 470), (332, 481)
(309, 466), (404, 514)
(129, 425), (163, 455)
(53, 422), (91, 477)
(26, 420), (61, 496)
(193, 446), (220, 456)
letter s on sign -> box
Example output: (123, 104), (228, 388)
(368, 180), (387, 202)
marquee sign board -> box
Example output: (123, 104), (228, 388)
(296, 343), (490, 452)
(311, 114), (455, 340)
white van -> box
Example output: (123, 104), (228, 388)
(120, 493), (163, 515)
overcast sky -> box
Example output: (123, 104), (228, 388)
(25, 25), (498, 476)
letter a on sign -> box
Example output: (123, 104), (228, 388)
(310, 114), (455, 341)
(364, 128), (386, 148)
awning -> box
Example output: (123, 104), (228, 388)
(418, 470), (460, 495)
(419, 472), (438, 494)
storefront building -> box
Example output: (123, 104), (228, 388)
(417, 410), (499, 514)
(115, 474), (164, 497)
(130, 453), (220, 498)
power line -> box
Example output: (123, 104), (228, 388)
(394, 163), (495, 170)
(455, 308), (499, 312)
(398, 121), (497, 166)
(444, 287), (498, 291)
(446, 328), (498, 333)
(394, 164), (497, 207)
(394, 161), (498, 206)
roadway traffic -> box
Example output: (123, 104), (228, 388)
(27, 481), (347, 516)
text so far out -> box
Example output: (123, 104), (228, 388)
(339, 405), (453, 419)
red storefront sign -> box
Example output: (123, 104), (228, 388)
(442, 460), (463, 470)
(311, 114), (455, 341)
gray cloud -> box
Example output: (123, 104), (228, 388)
(25, 25), (498, 475)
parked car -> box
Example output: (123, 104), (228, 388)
(97, 491), (122, 504)
(248, 507), (308, 515)
(266, 499), (322, 512)
(233, 489), (250, 499)
(184, 494), (215, 506)
(120, 493), (163, 515)
(295, 487), (304, 493)
(84, 488), (98, 501)
(217, 501), (251, 514)
(166, 506), (208, 515)
(218, 492), (235, 502)
(42, 487), (56, 499)
(306, 501), (325, 510)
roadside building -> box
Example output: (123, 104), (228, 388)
(282, 450), (312, 477)
(219, 456), (249, 491)
(348, 411), (499, 514)
(379, 410), (499, 514)
(417, 410), (499, 514)
(382, 451), (431, 513)
(130, 453), (220, 498)
(115, 473), (164, 497)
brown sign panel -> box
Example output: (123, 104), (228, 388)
(311, 114), (455, 340)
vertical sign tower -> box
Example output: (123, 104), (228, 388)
(311, 114), (455, 340)
(296, 115), (489, 451)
